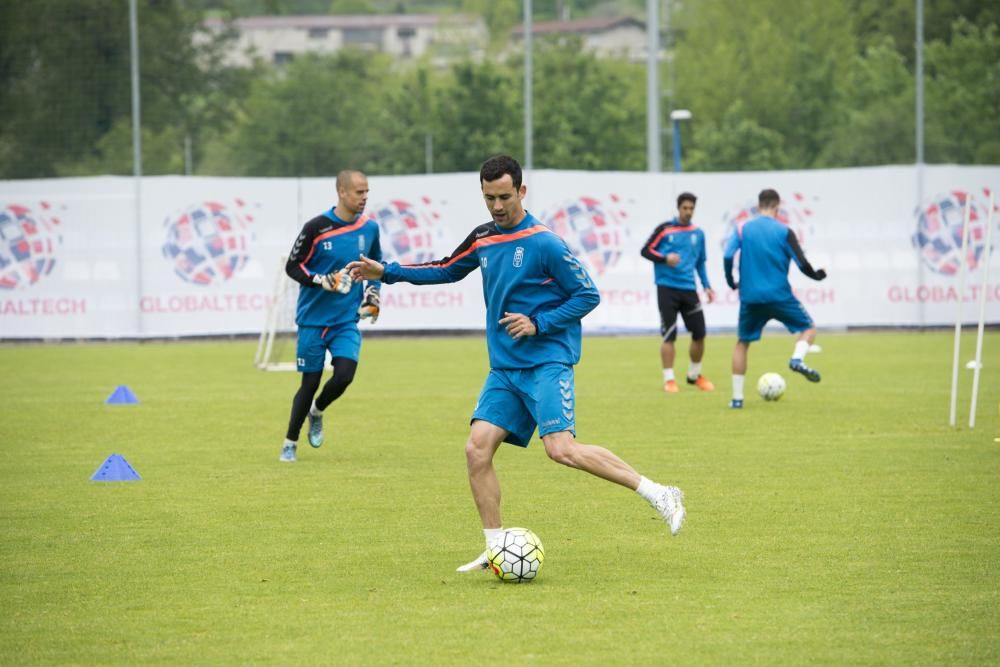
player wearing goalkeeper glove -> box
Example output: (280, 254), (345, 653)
(348, 155), (686, 570)
(280, 169), (382, 462)
(723, 188), (827, 409)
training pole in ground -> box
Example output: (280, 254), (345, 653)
(969, 190), (995, 428)
(949, 195), (972, 427)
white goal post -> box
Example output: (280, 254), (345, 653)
(254, 255), (299, 371)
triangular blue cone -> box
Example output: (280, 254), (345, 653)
(91, 454), (141, 481)
(105, 385), (139, 405)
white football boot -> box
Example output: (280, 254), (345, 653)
(456, 552), (489, 572)
(652, 485), (685, 535)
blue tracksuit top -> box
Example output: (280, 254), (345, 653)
(722, 215), (822, 304)
(285, 208), (382, 327)
(381, 213), (600, 370)
(640, 217), (711, 291)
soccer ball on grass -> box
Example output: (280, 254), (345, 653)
(486, 527), (544, 583)
(757, 372), (786, 401)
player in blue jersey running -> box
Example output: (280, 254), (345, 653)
(641, 192), (716, 394)
(348, 155), (686, 571)
(279, 169), (383, 462)
(722, 188), (827, 409)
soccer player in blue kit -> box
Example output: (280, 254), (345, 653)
(280, 169), (382, 462)
(348, 155), (686, 572)
(640, 192), (716, 394)
(723, 188), (827, 409)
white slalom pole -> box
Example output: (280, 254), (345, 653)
(949, 195), (972, 426)
(969, 191), (995, 428)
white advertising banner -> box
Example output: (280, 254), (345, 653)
(136, 177), (301, 337)
(1, 166), (998, 339)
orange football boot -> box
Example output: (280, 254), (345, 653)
(687, 375), (715, 391)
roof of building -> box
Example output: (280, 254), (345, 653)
(204, 14), (471, 30)
(510, 16), (645, 37)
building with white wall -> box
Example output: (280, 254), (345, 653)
(510, 17), (651, 61)
(204, 14), (487, 68)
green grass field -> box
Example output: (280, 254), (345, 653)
(1, 332), (998, 665)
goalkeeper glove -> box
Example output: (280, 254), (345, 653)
(315, 268), (353, 294)
(357, 285), (380, 323)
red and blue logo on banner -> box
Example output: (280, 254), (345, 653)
(0, 202), (62, 290)
(540, 195), (630, 276)
(912, 190), (996, 276)
(719, 192), (817, 251)
(161, 200), (254, 286)
(368, 197), (444, 265)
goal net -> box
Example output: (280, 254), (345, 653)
(255, 256), (299, 371)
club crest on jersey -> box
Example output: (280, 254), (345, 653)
(513, 246), (524, 268)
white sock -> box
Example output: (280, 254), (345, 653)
(483, 527), (504, 548)
(662, 368), (675, 382)
(310, 401), (323, 417)
(732, 374), (745, 400)
(688, 362), (702, 379)
(792, 341), (809, 362)
(636, 476), (661, 502)
(284, 438), (296, 447)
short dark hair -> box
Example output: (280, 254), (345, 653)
(677, 192), (697, 208)
(480, 155), (522, 190)
(336, 169), (365, 192)
(758, 188), (780, 209)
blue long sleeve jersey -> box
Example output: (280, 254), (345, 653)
(639, 218), (711, 291)
(381, 213), (600, 370)
(722, 215), (823, 304)
(285, 208), (382, 327)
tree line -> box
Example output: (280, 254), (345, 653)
(0, 0), (996, 179)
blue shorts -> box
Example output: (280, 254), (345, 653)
(296, 323), (361, 372)
(471, 363), (576, 447)
(738, 298), (814, 342)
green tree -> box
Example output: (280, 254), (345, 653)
(818, 38), (914, 166)
(227, 50), (420, 175)
(0, 0), (131, 177)
(461, 0), (520, 48)
(329, 0), (377, 13)
(849, 0), (1000, 60)
(924, 19), (1000, 164)
(528, 39), (645, 170)
(367, 65), (441, 174)
(671, 0), (856, 170)
(57, 122), (188, 176)
(685, 102), (788, 171)
(0, 0), (249, 178)
(431, 61), (521, 172)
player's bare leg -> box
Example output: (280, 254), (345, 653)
(466, 420), (505, 528)
(687, 337), (714, 391)
(457, 420), (506, 572)
(690, 337), (704, 364)
(542, 430), (640, 488)
(730, 340), (749, 408)
(541, 431), (685, 534)
(790, 327), (821, 382)
(660, 339), (679, 393)
(732, 340), (749, 375)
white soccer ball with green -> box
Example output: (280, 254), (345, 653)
(757, 372), (786, 401)
(486, 527), (545, 583)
